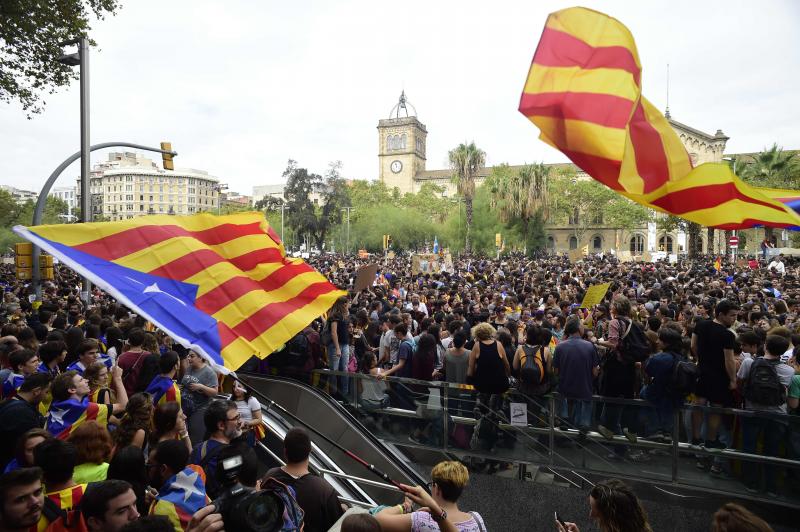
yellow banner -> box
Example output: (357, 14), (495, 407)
(580, 282), (611, 309)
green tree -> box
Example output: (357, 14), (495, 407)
(1, 0), (120, 115)
(448, 142), (485, 253)
(282, 159), (350, 252)
(398, 182), (452, 224)
(486, 163), (551, 254)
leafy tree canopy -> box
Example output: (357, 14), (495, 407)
(1, 0), (120, 115)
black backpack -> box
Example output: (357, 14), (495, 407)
(617, 318), (649, 363)
(667, 353), (698, 397)
(518, 345), (549, 391)
(744, 358), (786, 406)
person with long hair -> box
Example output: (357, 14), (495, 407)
(3, 428), (52, 473)
(555, 479), (652, 532)
(112, 392), (154, 452)
(107, 445), (151, 516)
(149, 401), (191, 453)
(326, 295), (352, 397)
(104, 326), (124, 365)
(84, 361), (113, 406)
(67, 420), (113, 483)
(711, 503), (773, 532)
(231, 380), (263, 446)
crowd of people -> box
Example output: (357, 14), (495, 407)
(278, 252), (800, 490)
(0, 245), (796, 531)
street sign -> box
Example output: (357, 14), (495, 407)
(729, 236), (739, 249)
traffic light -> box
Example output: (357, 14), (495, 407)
(387, 235), (392, 248)
(14, 243), (53, 281)
(161, 141), (174, 171)
(382, 234), (388, 250)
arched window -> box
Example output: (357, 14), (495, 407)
(629, 234), (645, 254)
(547, 236), (555, 249)
(401, 133), (407, 149)
(658, 235), (674, 253)
(569, 236), (578, 250)
(592, 235), (602, 250)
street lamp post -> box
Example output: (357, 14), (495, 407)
(58, 36), (91, 302)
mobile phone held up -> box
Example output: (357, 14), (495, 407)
(555, 511), (566, 527)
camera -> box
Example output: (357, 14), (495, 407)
(213, 455), (287, 532)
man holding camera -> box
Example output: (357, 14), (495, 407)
(190, 400), (242, 499)
(148, 440), (209, 532)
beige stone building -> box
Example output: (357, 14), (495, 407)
(79, 152), (221, 221)
(377, 92), (773, 256)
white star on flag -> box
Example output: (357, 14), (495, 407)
(172, 469), (204, 503)
(143, 283), (187, 306)
(47, 407), (68, 427)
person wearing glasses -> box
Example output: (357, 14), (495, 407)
(189, 400), (241, 500)
(180, 351), (219, 445)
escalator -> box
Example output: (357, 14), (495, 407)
(238, 373), (429, 509)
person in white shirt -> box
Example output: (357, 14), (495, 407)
(406, 294), (429, 317)
(767, 256), (785, 276)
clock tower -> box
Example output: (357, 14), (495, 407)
(377, 91), (427, 195)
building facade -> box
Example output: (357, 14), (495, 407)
(77, 152), (220, 221)
(0, 185), (38, 204)
(376, 92), (772, 255)
(51, 186), (78, 217)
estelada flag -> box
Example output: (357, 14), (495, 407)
(714, 257), (722, 272)
(46, 398), (110, 439)
(15, 213), (345, 372)
(519, 7), (800, 229)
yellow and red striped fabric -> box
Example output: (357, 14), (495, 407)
(519, 7), (800, 229)
(16, 213), (345, 372)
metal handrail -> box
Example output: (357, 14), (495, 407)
(316, 467), (402, 492)
(313, 369), (800, 470)
(316, 368), (798, 423)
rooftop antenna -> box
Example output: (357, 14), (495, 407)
(664, 63), (671, 119)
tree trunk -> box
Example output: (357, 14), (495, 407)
(687, 222), (701, 258)
(464, 196), (473, 253)
(706, 227), (715, 255)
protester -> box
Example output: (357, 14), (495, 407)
(375, 460), (484, 532)
(189, 399), (240, 499)
(81, 479), (141, 532)
(263, 427), (343, 532)
(180, 352), (219, 445)
(555, 478), (653, 532)
(148, 440), (208, 531)
(554, 318), (600, 436)
(0, 467), (45, 532)
(67, 420), (113, 483)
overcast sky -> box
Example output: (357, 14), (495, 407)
(2, 0), (799, 196)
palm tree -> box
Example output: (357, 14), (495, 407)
(449, 142), (485, 253)
(731, 144), (798, 242)
(488, 163), (551, 251)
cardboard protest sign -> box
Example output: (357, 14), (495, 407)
(354, 263), (378, 292)
(580, 282), (611, 308)
(568, 249), (583, 262)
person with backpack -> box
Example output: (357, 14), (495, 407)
(189, 400), (241, 500)
(736, 334), (794, 495)
(513, 325), (552, 425)
(640, 327), (691, 443)
(595, 296), (646, 453)
(263, 427), (343, 532)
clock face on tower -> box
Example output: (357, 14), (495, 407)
(390, 160), (403, 173)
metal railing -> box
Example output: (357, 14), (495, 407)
(303, 368), (800, 505)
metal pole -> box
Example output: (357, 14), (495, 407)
(79, 36), (91, 303)
(31, 142), (177, 300)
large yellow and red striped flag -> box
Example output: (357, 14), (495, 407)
(15, 213), (345, 372)
(519, 7), (800, 229)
